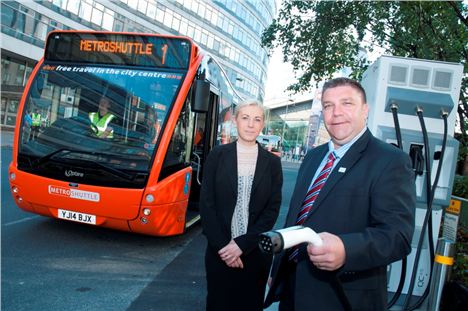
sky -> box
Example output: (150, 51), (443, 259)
(262, 0), (385, 106)
(262, 35), (385, 107)
(262, 0), (322, 106)
(263, 46), (322, 114)
(263, 47), (297, 103)
(263, 0), (301, 105)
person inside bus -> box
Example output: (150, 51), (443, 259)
(89, 97), (115, 138)
(30, 108), (42, 140)
(199, 99), (283, 311)
(23, 109), (33, 142)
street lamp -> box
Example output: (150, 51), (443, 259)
(296, 118), (304, 147)
(282, 99), (293, 146)
(264, 108), (271, 135)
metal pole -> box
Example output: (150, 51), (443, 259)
(296, 125), (300, 147)
(282, 103), (288, 140)
(428, 238), (455, 311)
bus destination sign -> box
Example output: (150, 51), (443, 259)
(79, 39), (154, 55)
(45, 32), (191, 70)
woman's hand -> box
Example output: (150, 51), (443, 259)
(219, 240), (244, 269)
(227, 257), (244, 269)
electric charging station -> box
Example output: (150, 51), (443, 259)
(360, 55), (464, 310)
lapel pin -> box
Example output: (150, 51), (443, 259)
(338, 167), (346, 173)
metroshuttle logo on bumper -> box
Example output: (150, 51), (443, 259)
(48, 185), (100, 202)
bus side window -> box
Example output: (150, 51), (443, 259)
(160, 100), (191, 178)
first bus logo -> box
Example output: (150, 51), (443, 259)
(48, 185), (100, 202)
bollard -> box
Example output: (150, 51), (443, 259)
(428, 238), (455, 311)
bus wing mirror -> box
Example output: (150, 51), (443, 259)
(191, 80), (210, 113)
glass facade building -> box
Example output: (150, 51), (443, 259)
(1, 0), (276, 128)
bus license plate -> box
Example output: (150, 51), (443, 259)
(58, 209), (96, 225)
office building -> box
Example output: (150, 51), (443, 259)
(1, 0), (276, 128)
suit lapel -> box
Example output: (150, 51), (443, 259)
(251, 144), (269, 193)
(224, 142), (238, 196)
(286, 145), (328, 226)
(305, 130), (371, 220)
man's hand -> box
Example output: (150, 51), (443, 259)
(307, 232), (346, 271)
(219, 240), (244, 269)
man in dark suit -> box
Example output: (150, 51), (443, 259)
(264, 77), (416, 310)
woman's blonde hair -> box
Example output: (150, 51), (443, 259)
(234, 99), (265, 118)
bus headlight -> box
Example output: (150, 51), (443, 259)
(10, 173), (16, 181)
(145, 194), (154, 203)
(143, 208), (151, 216)
(12, 186), (19, 194)
(140, 217), (148, 224)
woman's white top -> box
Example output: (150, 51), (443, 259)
(231, 142), (258, 239)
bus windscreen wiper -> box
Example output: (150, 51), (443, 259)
(33, 148), (135, 181)
(33, 148), (72, 167)
(84, 159), (134, 181)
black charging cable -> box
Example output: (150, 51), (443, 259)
(403, 109), (449, 310)
(406, 111), (448, 310)
(387, 104), (408, 309)
(391, 104), (403, 149)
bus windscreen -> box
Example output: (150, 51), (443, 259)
(45, 32), (191, 69)
(18, 64), (184, 188)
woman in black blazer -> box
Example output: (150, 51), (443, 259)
(200, 99), (283, 311)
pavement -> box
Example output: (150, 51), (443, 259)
(280, 159), (302, 170)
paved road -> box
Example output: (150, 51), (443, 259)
(2, 142), (204, 311)
(1, 136), (299, 311)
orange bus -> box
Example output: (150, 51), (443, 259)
(8, 30), (241, 236)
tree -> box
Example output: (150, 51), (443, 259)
(262, 0), (467, 143)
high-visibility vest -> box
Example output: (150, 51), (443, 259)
(89, 112), (115, 138)
(32, 113), (42, 126)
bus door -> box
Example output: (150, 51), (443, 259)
(188, 91), (219, 210)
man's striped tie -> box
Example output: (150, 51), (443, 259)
(289, 152), (336, 261)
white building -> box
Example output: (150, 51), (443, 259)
(1, 0), (276, 128)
